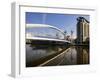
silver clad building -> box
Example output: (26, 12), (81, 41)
(77, 17), (89, 44)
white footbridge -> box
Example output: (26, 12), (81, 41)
(26, 24), (70, 43)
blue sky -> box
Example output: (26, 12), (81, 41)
(26, 12), (89, 38)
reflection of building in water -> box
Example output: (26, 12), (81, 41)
(77, 17), (89, 44)
(83, 49), (89, 64)
(76, 46), (89, 64)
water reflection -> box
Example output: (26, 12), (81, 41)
(63, 46), (89, 65)
(26, 44), (89, 67)
(62, 46), (77, 65)
(26, 44), (64, 67)
(76, 46), (89, 64)
(44, 46), (89, 66)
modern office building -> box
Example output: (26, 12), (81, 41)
(77, 17), (89, 44)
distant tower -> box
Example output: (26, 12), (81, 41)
(77, 17), (89, 44)
(71, 30), (74, 43)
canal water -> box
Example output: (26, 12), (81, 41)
(44, 46), (89, 66)
(26, 44), (89, 67)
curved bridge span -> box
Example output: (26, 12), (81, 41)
(26, 24), (70, 44)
